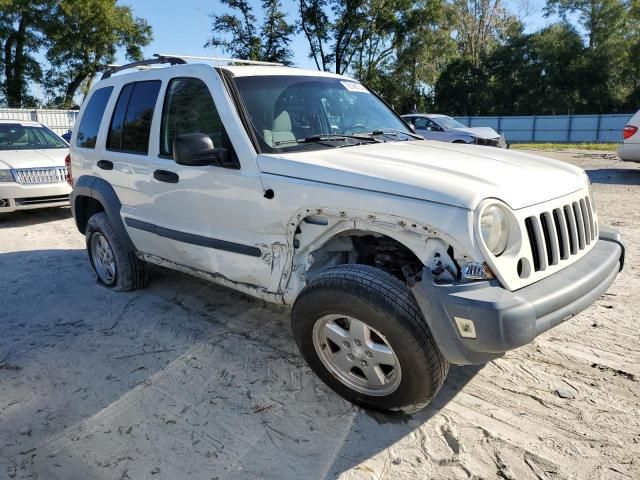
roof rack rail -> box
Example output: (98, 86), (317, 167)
(101, 55), (187, 80)
(156, 53), (283, 66)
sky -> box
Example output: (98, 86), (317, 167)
(117, 0), (556, 69)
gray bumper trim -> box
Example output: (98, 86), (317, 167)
(411, 228), (623, 365)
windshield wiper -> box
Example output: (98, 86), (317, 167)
(273, 134), (381, 147)
(371, 128), (423, 140)
(303, 134), (382, 144)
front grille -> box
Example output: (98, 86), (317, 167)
(15, 194), (69, 206)
(524, 196), (597, 272)
(12, 167), (68, 185)
(475, 138), (499, 147)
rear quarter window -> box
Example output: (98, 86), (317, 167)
(76, 86), (113, 148)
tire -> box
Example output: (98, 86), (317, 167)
(85, 212), (149, 291)
(291, 264), (448, 413)
(452, 140), (468, 144)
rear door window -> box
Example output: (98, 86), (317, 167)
(107, 80), (161, 154)
(76, 86), (113, 148)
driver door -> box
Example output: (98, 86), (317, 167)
(414, 117), (444, 140)
(121, 70), (283, 292)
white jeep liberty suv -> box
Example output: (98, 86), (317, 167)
(69, 55), (624, 413)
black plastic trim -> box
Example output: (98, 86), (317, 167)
(411, 231), (623, 365)
(124, 217), (262, 257)
(70, 175), (136, 252)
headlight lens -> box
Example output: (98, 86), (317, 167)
(481, 204), (509, 256)
(0, 170), (14, 182)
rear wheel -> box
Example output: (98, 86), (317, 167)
(86, 212), (148, 291)
(291, 264), (448, 413)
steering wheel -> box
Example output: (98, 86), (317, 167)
(344, 124), (368, 135)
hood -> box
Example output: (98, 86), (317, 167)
(257, 140), (586, 210)
(0, 148), (68, 170)
(448, 126), (500, 140)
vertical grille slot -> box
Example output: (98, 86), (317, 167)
(563, 206), (578, 254)
(579, 198), (591, 244)
(572, 202), (586, 250)
(525, 217), (547, 271)
(583, 197), (595, 241)
(552, 208), (569, 260)
(540, 212), (559, 265)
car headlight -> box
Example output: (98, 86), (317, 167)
(0, 170), (14, 182)
(480, 204), (509, 256)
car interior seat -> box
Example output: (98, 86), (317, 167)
(263, 110), (296, 147)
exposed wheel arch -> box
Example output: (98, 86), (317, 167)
(70, 175), (136, 252)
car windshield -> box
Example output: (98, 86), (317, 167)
(232, 75), (415, 152)
(434, 116), (468, 130)
(0, 123), (67, 150)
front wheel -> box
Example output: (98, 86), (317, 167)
(291, 264), (448, 413)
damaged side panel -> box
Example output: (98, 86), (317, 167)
(281, 207), (477, 305)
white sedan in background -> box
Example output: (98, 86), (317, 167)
(0, 120), (71, 213)
(403, 113), (508, 148)
(618, 109), (640, 162)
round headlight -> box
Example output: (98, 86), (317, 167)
(480, 204), (509, 256)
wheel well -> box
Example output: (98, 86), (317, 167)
(74, 196), (105, 233)
(306, 231), (424, 285)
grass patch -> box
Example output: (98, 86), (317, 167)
(512, 143), (620, 151)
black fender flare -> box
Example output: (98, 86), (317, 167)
(70, 175), (136, 252)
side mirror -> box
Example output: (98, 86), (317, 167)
(409, 123), (416, 133)
(173, 133), (231, 167)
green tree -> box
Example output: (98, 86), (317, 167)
(44, 0), (152, 108)
(0, 0), (53, 107)
(207, 0), (295, 65)
(299, 0), (372, 74)
(451, 0), (519, 67)
(298, 0), (454, 113)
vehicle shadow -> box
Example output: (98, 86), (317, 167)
(0, 206), (71, 227)
(0, 248), (481, 479)
(586, 168), (640, 186)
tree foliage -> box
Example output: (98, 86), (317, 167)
(0, 0), (52, 107)
(45, 0), (152, 108)
(0, 0), (151, 108)
(206, 0), (295, 65)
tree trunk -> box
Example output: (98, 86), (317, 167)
(4, 15), (28, 107)
(61, 73), (86, 108)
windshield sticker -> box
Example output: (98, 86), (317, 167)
(340, 81), (368, 93)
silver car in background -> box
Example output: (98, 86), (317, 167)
(617, 109), (640, 162)
(403, 114), (508, 148)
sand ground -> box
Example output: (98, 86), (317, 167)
(1, 149), (638, 479)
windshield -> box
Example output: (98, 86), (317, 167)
(434, 116), (468, 130)
(232, 75), (414, 152)
(0, 123), (67, 150)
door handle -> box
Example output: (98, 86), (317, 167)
(153, 169), (179, 184)
(97, 160), (113, 170)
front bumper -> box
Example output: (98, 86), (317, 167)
(0, 182), (71, 212)
(411, 226), (624, 365)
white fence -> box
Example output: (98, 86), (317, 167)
(454, 114), (634, 143)
(0, 108), (78, 135)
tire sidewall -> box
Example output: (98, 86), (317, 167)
(292, 280), (442, 412)
(85, 213), (125, 290)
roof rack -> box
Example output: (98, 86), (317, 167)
(156, 54), (283, 66)
(100, 55), (187, 80)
